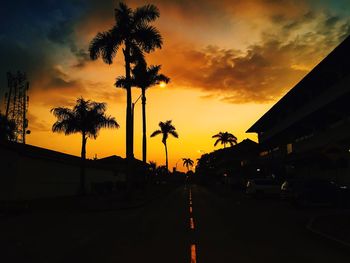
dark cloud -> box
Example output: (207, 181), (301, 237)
(1, 0), (350, 108)
(47, 18), (90, 68)
(162, 9), (350, 104)
(166, 41), (307, 103)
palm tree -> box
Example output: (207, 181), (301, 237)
(0, 113), (16, 141)
(51, 97), (119, 194)
(89, 2), (162, 162)
(182, 158), (194, 172)
(212, 131), (237, 148)
(150, 120), (178, 172)
(116, 62), (170, 163)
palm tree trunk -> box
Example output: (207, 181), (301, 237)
(124, 43), (133, 160)
(141, 87), (147, 163)
(164, 141), (168, 173)
(80, 134), (87, 195)
(124, 43), (133, 192)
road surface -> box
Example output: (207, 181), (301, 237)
(1, 184), (349, 262)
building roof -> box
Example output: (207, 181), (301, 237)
(209, 138), (259, 159)
(0, 141), (121, 171)
(247, 35), (350, 133)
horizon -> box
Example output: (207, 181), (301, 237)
(1, 0), (349, 171)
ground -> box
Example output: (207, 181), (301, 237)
(1, 184), (349, 262)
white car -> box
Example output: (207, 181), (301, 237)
(246, 179), (281, 197)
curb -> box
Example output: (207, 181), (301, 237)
(306, 217), (350, 248)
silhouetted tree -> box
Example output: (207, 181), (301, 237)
(182, 158), (194, 172)
(149, 161), (157, 174)
(0, 113), (16, 141)
(212, 131), (237, 148)
(150, 120), (178, 172)
(89, 2), (162, 163)
(51, 98), (119, 194)
(116, 62), (169, 163)
(156, 165), (168, 179)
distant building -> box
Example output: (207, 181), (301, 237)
(247, 35), (350, 185)
(196, 139), (259, 186)
(0, 141), (127, 200)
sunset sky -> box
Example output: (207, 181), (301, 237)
(1, 0), (349, 171)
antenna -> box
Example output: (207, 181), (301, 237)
(3, 71), (30, 143)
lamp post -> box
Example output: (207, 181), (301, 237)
(131, 93), (142, 159)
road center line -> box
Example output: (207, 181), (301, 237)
(190, 217), (195, 230)
(190, 244), (197, 263)
(188, 187), (198, 263)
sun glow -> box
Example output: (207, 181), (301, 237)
(159, 81), (167, 88)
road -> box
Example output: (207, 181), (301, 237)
(1, 184), (349, 262)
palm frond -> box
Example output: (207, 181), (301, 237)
(169, 130), (178, 138)
(50, 107), (74, 120)
(133, 25), (163, 52)
(214, 138), (220, 146)
(154, 73), (170, 84)
(115, 76), (129, 88)
(150, 129), (162, 137)
(134, 4), (160, 25)
(115, 2), (133, 25)
(89, 28), (122, 64)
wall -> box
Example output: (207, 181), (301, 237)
(0, 145), (122, 200)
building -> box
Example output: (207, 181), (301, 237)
(0, 141), (126, 200)
(196, 139), (260, 186)
(247, 35), (350, 185)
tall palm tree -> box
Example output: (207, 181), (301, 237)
(0, 113), (16, 141)
(51, 97), (119, 194)
(182, 158), (194, 172)
(150, 120), (178, 172)
(116, 61), (170, 163)
(89, 2), (162, 162)
(212, 131), (237, 148)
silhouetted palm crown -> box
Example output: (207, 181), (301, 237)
(212, 131), (237, 147)
(150, 120), (178, 143)
(182, 158), (194, 170)
(51, 98), (119, 140)
(89, 3), (162, 65)
(116, 63), (170, 89)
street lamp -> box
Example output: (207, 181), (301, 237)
(132, 93), (142, 115)
(132, 93), (142, 158)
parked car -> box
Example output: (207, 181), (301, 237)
(246, 179), (281, 197)
(280, 179), (338, 207)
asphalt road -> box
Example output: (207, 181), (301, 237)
(1, 184), (349, 263)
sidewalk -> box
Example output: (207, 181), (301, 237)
(307, 211), (350, 247)
(0, 183), (178, 217)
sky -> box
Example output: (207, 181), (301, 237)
(0, 0), (349, 171)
